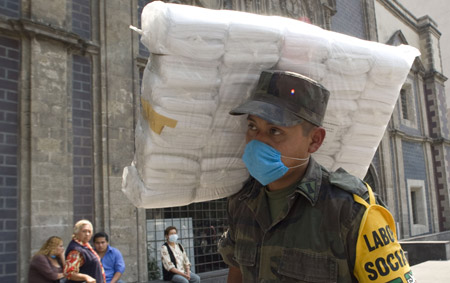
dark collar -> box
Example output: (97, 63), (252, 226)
(244, 157), (326, 208)
(293, 157), (325, 206)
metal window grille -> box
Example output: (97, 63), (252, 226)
(146, 198), (229, 279)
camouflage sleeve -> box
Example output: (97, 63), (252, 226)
(218, 199), (240, 268)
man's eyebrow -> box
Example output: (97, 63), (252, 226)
(246, 116), (279, 128)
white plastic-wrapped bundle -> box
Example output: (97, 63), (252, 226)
(140, 1), (228, 60)
(275, 24), (418, 178)
(122, 1), (419, 208)
(276, 18), (331, 81)
(222, 10), (283, 69)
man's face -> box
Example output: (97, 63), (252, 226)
(94, 237), (108, 253)
(76, 224), (93, 243)
(246, 115), (312, 168)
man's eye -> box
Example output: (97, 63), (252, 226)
(247, 123), (257, 131)
(270, 128), (282, 135)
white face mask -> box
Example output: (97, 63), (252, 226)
(168, 234), (178, 243)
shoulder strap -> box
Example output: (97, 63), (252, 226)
(162, 242), (177, 268)
(353, 182), (376, 208)
(178, 243), (184, 253)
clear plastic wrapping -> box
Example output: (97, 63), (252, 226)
(122, 1), (420, 208)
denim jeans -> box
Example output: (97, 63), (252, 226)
(171, 272), (200, 283)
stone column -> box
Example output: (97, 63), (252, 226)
(419, 16), (450, 231)
(98, 0), (148, 281)
(18, 0), (74, 279)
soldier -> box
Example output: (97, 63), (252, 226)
(218, 70), (415, 283)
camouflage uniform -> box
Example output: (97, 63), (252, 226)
(218, 158), (369, 283)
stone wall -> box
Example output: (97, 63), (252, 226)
(0, 0), (146, 281)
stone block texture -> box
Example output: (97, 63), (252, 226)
(435, 145), (450, 229)
(0, 36), (19, 282)
(331, 0), (367, 39)
(72, 55), (94, 223)
(0, 0), (20, 18)
(423, 78), (450, 229)
(437, 83), (449, 139)
(444, 145), (450, 221)
(72, 0), (91, 40)
(424, 81), (439, 138)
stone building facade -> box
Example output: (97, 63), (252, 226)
(334, 0), (450, 237)
(373, 0), (450, 237)
(332, 0), (450, 238)
(0, 0), (147, 281)
(0, 0), (448, 282)
(406, 0), (450, 127)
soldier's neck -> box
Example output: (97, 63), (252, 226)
(267, 165), (307, 191)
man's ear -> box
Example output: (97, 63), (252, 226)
(308, 127), (326, 153)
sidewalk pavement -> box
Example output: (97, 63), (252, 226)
(410, 260), (450, 282)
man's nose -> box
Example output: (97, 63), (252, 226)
(252, 132), (272, 146)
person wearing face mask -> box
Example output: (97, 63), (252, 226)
(161, 226), (200, 283)
(218, 70), (414, 283)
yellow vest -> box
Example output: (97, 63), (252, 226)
(353, 184), (416, 283)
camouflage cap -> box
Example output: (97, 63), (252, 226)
(230, 70), (330, 127)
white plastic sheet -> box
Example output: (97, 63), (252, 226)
(122, 1), (420, 208)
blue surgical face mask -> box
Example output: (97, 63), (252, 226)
(242, 140), (309, 186)
(168, 234), (178, 243)
(50, 255), (57, 259)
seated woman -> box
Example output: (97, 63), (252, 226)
(64, 219), (105, 283)
(161, 226), (200, 283)
(28, 236), (66, 283)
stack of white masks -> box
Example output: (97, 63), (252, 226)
(122, 1), (419, 208)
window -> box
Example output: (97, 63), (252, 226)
(72, 0), (92, 40)
(400, 89), (409, 120)
(406, 179), (429, 235)
(0, 0), (20, 18)
(411, 190), (418, 224)
(0, 35), (20, 282)
(72, 55), (94, 222)
(399, 83), (417, 128)
(146, 198), (229, 279)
